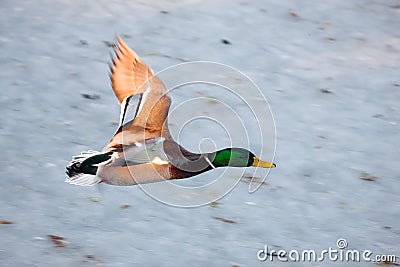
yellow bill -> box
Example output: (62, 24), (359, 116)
(252, 157), (276, 168)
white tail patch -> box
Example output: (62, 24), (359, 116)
(64, 174), (101, 186)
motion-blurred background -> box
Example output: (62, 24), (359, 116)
(0, 0), (399, 266)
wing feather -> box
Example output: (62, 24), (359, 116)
(106, 36), (172, 150)
(110, 35), (154, 103)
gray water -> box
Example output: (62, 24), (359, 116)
(0, 0), (399, 266)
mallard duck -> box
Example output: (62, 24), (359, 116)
(65, 36), (275, 186)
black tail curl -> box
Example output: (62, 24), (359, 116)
(66, 151), (113, 178)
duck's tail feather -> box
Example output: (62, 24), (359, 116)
(65, 173), (101, 186)
(65, 150), (112, 186)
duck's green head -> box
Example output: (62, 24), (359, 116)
(211, 148), (276, 168)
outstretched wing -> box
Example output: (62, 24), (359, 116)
(106, 36), (171, 150)
(110, 35), (154, 103)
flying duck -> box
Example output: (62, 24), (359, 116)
(65, 36), (275, 186)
